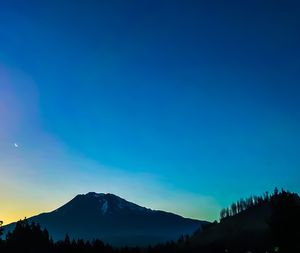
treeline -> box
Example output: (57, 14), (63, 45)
(0, 219), (115, 253)
(219, 187), (290, 220)
(0, 219), (188, 253)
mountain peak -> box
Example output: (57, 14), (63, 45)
(82, 192), (121, 199)
(67, 192), (148, 215)
(85, 192), (106, 198)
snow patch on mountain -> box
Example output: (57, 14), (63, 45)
(100, 200), (108, 215)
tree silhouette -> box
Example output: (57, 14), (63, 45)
(5, 219), (50, 253)
(0, 220), (3, 237)
(219, 188), (288, 221)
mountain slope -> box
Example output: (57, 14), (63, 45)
(188, 191), (300, 252)
(4, 192), (206, 246)
(190, 201), (272, 249)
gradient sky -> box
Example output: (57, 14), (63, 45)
(0, 1), (300, 225)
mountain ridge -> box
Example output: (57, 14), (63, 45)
(4, 192), (207, 246)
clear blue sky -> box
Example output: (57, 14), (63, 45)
(0, 0), (299, 224)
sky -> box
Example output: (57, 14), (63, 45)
(0, 0), (300, 225)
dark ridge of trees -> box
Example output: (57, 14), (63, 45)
(0, 188), (299, 253)
(1, 219), (115, 253)
(0, 219), (188, 253)
(219, 187), (295, 221)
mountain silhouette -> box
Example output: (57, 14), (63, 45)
(190, 200), (272, 250)
(4, 192), (207, 246)
(187, 190), (300, 252)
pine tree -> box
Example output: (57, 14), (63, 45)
(0, 220), (3, 237)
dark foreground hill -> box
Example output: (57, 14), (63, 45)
(187, 189), (300, 253)
(3, 192), (206, 246)
(190, 201), (272, 250)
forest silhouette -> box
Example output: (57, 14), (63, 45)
(1, 188), (299, 253)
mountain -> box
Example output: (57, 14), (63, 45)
(4, 192), (207, 246)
